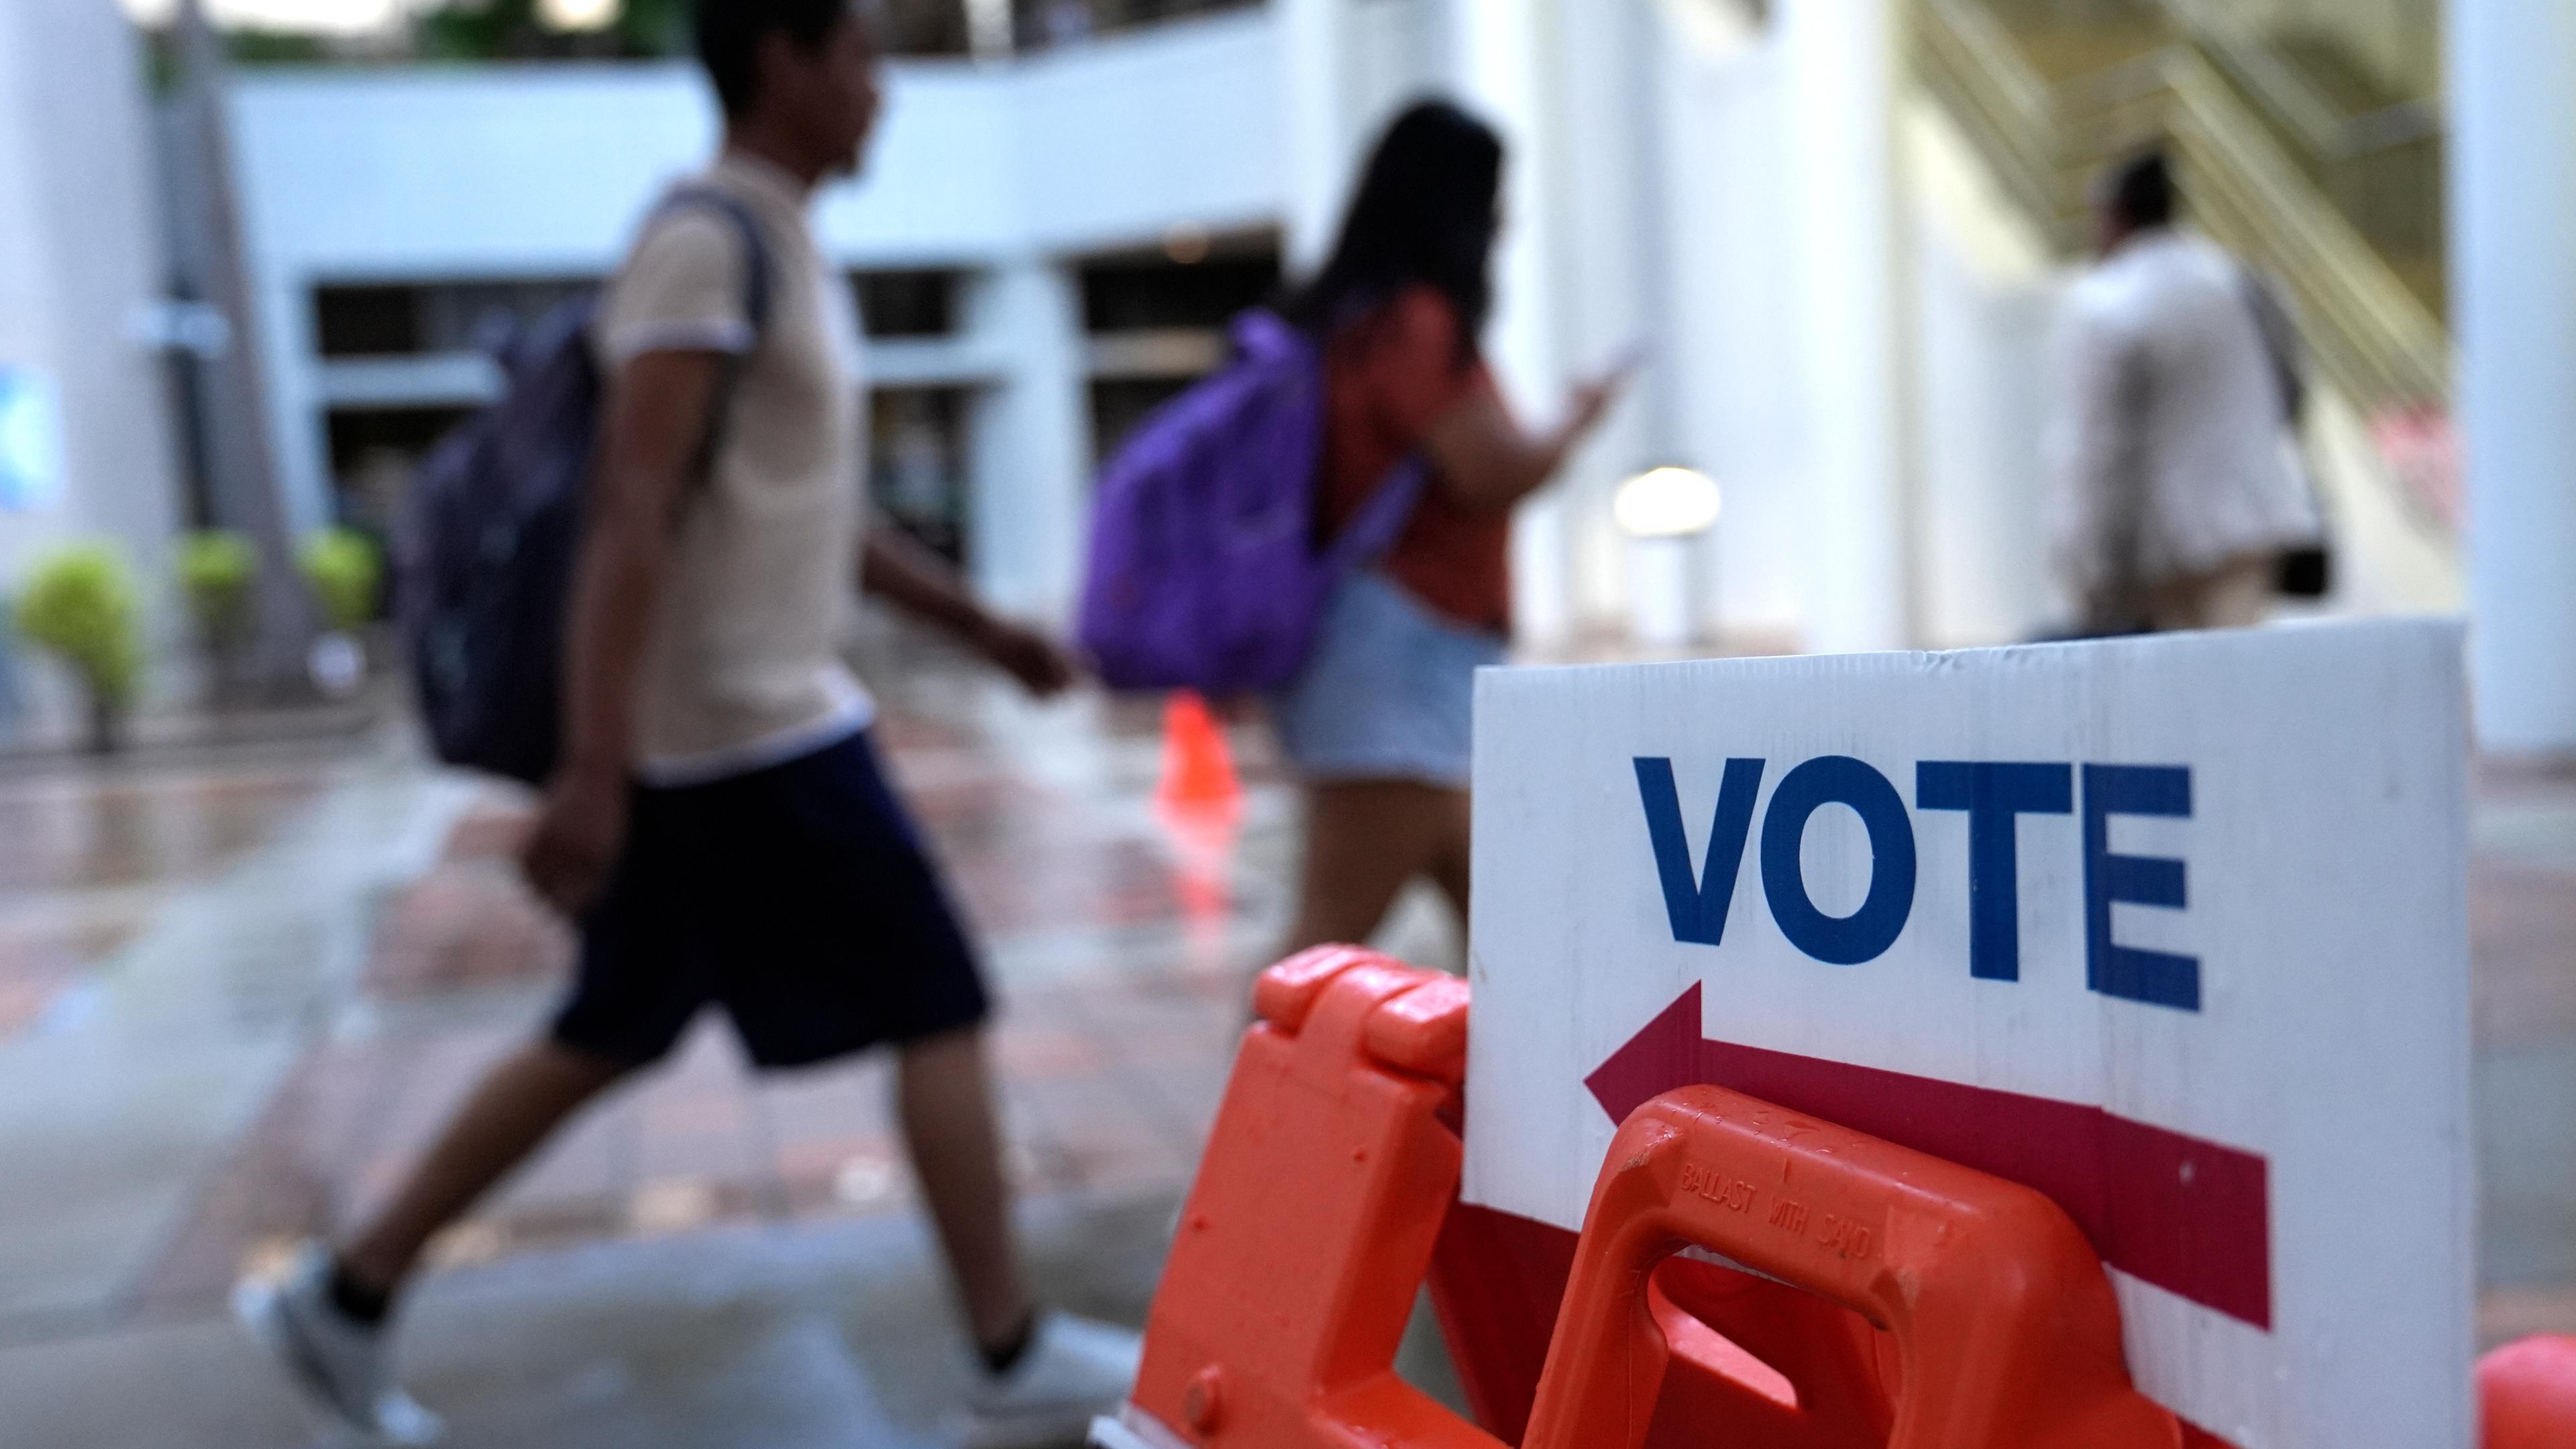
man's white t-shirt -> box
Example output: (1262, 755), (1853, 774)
(592, 151), (875, 786)
(2049, 229), (2322, 598)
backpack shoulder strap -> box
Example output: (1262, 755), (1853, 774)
(654, 184), (775, 343)
(2234, 262), (2305, 427)
(1329, 460), (1429, 570)
(638, 182), (782, 487)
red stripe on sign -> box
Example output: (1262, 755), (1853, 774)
(1586, 983), (2272, 1330)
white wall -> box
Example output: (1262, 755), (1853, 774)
(1002, 13), (1283, 254)
(1905, 94), (2064, 647)
(213, 0), (1891, 652)
(225, 10), (1291, 545)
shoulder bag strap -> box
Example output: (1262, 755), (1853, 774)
(650, 185), (777, 484)
(1326, 458), (1430, 571)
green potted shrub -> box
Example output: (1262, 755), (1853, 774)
(176, 529), (258, 705)
(13, 541), (144, 753)
(297, 527), (383, 697)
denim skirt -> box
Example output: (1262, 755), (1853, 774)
(1269, 570), (1507, 789)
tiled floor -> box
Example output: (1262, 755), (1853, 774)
(0, 627), (2568, 1444)
(44, 632), (1328, 1352)
(2471, 762), (2576, 1342)
(0, 763), (332, 1042)
(0, 633), (1320, 1444)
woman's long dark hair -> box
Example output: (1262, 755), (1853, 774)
(1283, 99), (1504, 360)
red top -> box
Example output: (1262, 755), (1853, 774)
(1314, 286), (1512, 633)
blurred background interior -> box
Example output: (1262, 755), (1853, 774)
(0, 0), (2489, 718)
(0, 1), (2569, 1444)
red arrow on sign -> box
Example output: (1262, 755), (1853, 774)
(1587, 983), (2273, 1330)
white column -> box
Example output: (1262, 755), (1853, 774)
(1445, 0), (1576, 647)
(0, 5), (184, 561)
(2452, 0), (2576, 755)
(1444, 0), (1562, 415)
(260, 277), (333, 539)
(1782, 0), (1911, 654)
(1278, 0), (1352, 273)
(963, 257), (1090, 622)
(1551, 0), (1679, 636)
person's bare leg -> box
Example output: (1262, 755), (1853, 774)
(2199, 553), (2281, 629)
(896, 1026), (1032, 1351)
(1279, 780), (1461, 957)
(339, 1040), (629, 1291)
(2147, 553), (2278, 632)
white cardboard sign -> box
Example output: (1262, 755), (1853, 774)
(1464, 621), (2470, 1449)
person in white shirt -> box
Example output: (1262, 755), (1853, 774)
(234, 5), (1138, 1444)
(2050, 150), (2323, 633)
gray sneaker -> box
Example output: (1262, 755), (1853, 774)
(956, 1311), (1144, 1449)
(233, 1244), (443, 1446)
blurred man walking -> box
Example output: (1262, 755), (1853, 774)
(2051, 150), (2324, 634)
(237, 4), (1136, 1443)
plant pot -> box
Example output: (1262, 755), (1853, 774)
(200, 630), (250, 712)
(85, 690), (125, 755)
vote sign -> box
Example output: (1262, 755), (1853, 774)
(1464, 621), (2470, 1449)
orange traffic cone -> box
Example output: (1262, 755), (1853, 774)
(1157, 690), (1241, 815)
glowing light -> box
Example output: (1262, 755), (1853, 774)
(0, 368), (64, 515)
(539, 0), (620, 32)
(1613, 466), (1723, 539)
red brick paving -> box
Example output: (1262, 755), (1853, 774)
(78, 677), (2576, 1351)
(2473, 859), (2576, 1050)
(126, 688), (1265, 1321)
(0, 769), (329, 895)
(0, 765), (334, 1051)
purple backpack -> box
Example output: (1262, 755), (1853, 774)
(400, 186), (769, 784)
(1077, 309), (1425, 692)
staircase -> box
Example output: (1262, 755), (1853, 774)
(1913, 0), (2449, 427)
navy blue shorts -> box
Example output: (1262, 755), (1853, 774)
(550, 730), (991, 1070)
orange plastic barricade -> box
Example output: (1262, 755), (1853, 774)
(1099, 947), (1484, 1449)
(1523, 1086), (2179, 1448)
(1095, 949), (2576, 1449)
(2479, 1334), (2576, 1449)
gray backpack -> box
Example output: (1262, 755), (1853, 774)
(400, 187), (771, 784)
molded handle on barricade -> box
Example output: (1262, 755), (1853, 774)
(1124, 948), (1507, 1449)
(1522, 1086), (2183, 1449)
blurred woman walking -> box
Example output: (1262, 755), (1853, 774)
(1271, 100), (1626, 959)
